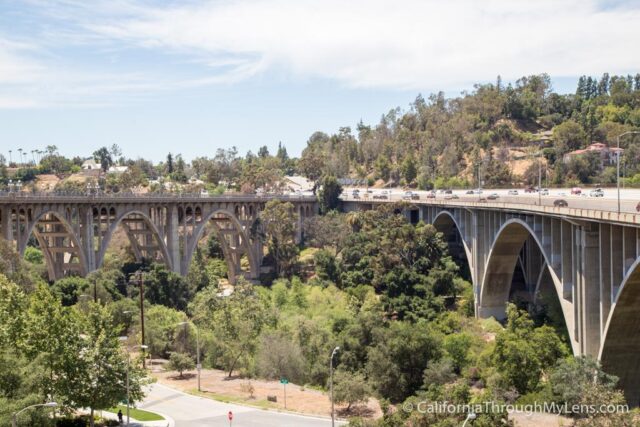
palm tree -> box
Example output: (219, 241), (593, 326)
(17, 148), (23, 165)
(8, 150), (12, 165)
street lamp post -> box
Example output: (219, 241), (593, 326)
(330, 346), (340, 427)
(177, 321), (201, 392)
(617, 131), (640, 214)
(12, 402), (57, 427)
(462, 412), (477, 427)
(119, 337), (147, 427)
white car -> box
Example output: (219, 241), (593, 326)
(589, 188), (604, 197)
(508, 190), (518, 195)
(540, 188), (549, 196)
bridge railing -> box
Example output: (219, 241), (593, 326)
(0, 191), (317, 203)
(341, 194), (640, 226)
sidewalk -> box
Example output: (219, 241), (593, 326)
(100, 409), (174, 427)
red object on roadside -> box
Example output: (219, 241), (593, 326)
(228, 411), (233, 420)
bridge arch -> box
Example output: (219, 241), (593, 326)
(432, 210), (473, 282)
(478, 219), (576, 350)
(96, 209), (172, 271)
(183, 208), (260, 284)
(599, 257), (640, 405)
(21, 210), (88, 280)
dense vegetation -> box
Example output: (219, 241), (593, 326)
(2, 74), (640, 193)
(0, 201), (634, 426)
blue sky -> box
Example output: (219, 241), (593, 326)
(1, 0), (639, 162)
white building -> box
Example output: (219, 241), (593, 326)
(82, 159), (101, 170)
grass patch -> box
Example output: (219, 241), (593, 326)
(190, 389), (276, 410)
(108, 405), (164, 421)
(299, 247), (319, 262)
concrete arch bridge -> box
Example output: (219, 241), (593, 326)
(343, 198), (640, 405)
(0, 193), (316, 285)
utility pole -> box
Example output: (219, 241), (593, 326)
(139, 272), (146, 368)
(330, 346), (340, 427)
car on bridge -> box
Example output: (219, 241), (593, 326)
(426, 191), (436, 199)
(508, 190), (519, 195)
(571, 187), (582, 195)
(589, 188), (604, 197)
(444, 194), (459, 200)
(402, 191), (419, 200)
(554, 199), (568, 207)
(373, 190), (389, 200)
(524, 186), (535, 193)
(540, 188), (549, 195)
(465, 190), (474, 195)
(487, 193), (499, 200)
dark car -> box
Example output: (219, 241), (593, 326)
(554, 199), (568, 207)
(636, 202), (640, 212)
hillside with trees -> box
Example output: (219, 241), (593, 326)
(2, 74), (640, 194)
(299, 73), (640, 189)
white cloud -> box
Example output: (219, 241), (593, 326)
(83, 0), (640, 89)
(1, 0), (639, 108)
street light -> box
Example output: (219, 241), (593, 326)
(119, 337), (148, 426)
(617, 131), (640, 213)
(330, 346), (340, 427)
(176, 321), (201, 392)
(462, 412), (477, 427)
(12, 402), (57, 427)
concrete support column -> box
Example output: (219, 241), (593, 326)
(82, 207), (95, 272)
(580, 225), (601, 357)
(599, 224), (612, 338)
(0, 207), (12, 243)
(167, 205), (181, 274)
(472, 210), (485, 315)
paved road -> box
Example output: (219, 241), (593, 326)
(341, 187), (640, 214)
(139, 383), (345, 427)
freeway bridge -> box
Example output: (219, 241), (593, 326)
(343, 189), (640, 405)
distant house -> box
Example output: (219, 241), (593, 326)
(282, 175), (314, 192)
(108, 165), (128, 174)
(563, 142), (623, 167)
(189, 176), (205, 186)
(82, 159), (101, 170)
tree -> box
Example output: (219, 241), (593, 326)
(366, 320), (441, 402)
(51, 276), (90, 306)
(313, 249), (339, 282)
(68, 303), (145, 427)
(317, 175), (342, 214)
(167, 352), (195, 379)
(303, 210), (350, 254)
(401, 155), (417, 184)
(207, 280), (266, 377)
(332, 369), (370, 410)
(166, 153), (174, 175)
(93, 147), (113, 173)
(256, 332), (305, 384)
(260, 200), (299, 277)
(553, 120), (586, 155)
(492, 304), (569, 396)
(258, 145), (270, 158)
(142, 263), (194, 311)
